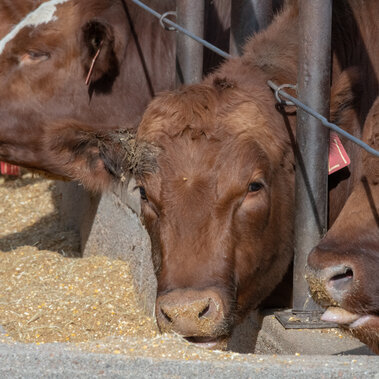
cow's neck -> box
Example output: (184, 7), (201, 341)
(242, 3), (299, 88)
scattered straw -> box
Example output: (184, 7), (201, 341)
(0, 173), (247, 360)
(0, 250), (157, 343)
(0, 173), (157, 344)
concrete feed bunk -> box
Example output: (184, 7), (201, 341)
(0, 175), (377, 378)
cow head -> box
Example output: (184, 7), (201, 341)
(0, 0), (128, 188)
(0, 0), (175, 191)
(135, 78), (295, 347)
(307, 95), (379, 354)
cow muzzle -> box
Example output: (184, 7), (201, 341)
(316, 264), (354, 304)
(156, 288), (228, 348)
(307, 248), (356, 306)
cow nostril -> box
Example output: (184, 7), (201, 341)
(330, 267), (353, 281)
(160, 308), (172, 323)
(198, 303), (210, 319)
(329, 267), (353, 291)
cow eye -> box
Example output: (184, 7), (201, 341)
(139, 186), (148, 201)
(20, 50), (50, 65)
(248, 182), (263, 192)
(28, 50), (49, 59)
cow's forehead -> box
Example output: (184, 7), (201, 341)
(149, 130), (270, 200)
(0, 0), (71, 55)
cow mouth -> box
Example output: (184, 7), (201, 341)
(321, 306), (378, 329)
(185, 336), (228, 349)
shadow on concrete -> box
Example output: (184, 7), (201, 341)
(335, 346), (375, 356)
(0, 179), (81, 257)
(0, 212), (80, 258)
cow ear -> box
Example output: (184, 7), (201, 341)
(44, 123), (158, 193)
(80, 20), (120, 90)
(330, 67), (362, 124)
(44, 123), (131, 193)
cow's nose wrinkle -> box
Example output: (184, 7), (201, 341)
(198, 303), (210, 319)
(328, 267), (354, 292)
(160, 307), (173, 323)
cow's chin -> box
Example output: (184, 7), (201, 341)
(321, 306), (379, 353)
(185, 336), (228, 350)
(321, 306), (378, 328)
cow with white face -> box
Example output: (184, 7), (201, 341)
(0, 0), (176, 191)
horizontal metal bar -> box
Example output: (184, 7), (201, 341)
(268, 80), (379, 157)
(131, 0), (231, 59)
(131, 1), (378, 159)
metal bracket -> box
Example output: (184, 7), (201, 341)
(273, 83), (297, 106)
(275, 309), (338, 329)
(159, 11), (177, 31)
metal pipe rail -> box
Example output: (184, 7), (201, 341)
(230, 0), (273, 56)
(292, 0), (332, 317)
(130, 0), (231, 59)
(131, 0), (379, 158)
(176, 0), (204, 85)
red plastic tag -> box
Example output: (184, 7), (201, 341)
(1, 162), (21, 176)
(328, 132), (350, 175)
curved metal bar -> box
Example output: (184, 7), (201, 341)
(274, 83), (296, 106)
(159, 11), (176, 31)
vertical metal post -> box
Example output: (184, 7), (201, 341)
(230, 0), (273, 56)
(176, 0), (204, 85)
(293, 1), (332, 312)
(276, 0), (335, 328)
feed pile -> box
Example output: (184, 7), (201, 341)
(0, 174), (243, 360)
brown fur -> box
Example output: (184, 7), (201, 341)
(135, 0), (379, 345)
(307, 96), (379, 353)
(0, 1), (235, 191)
(0, 0), (176, 192)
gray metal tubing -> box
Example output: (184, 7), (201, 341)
(176, 0), (205, 85)
(131, 0), (378, 156)
(230, 0), (273, 56)
(131, 0), (230, 60)
(293, 0), (333, 312)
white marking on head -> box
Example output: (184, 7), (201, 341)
(0, 0), (70, 55)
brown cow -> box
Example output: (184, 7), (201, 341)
(0, 0), (176, 192)
(120, 0), (378, 349)
(307, 96), (379, 354)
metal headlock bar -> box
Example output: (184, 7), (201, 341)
(131, 0), (378, 157)
(132, 0), (377, 331)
